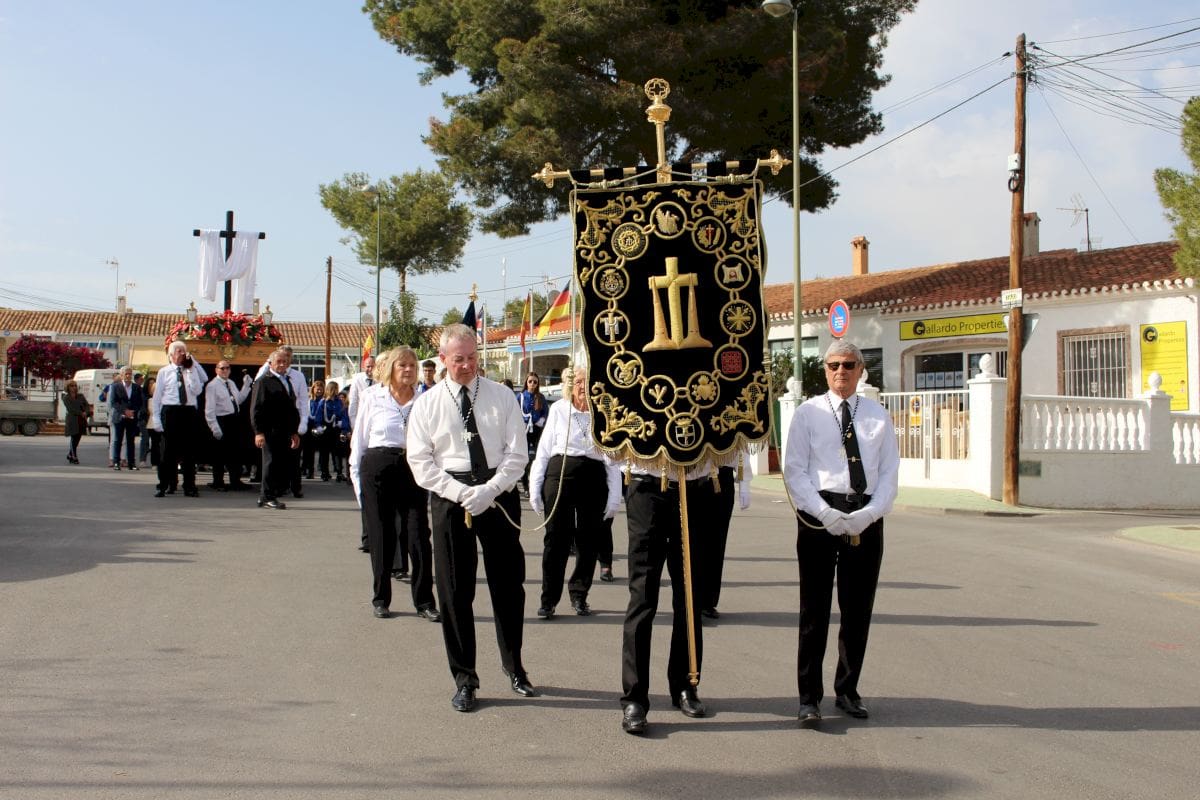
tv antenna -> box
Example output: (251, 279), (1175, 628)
(1056, 194), (1096, 252)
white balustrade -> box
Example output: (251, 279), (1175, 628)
(1020, 395), (1149, 452)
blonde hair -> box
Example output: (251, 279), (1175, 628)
(309, 381), (325, 400)
(374, 346), (419, 391)
(324, 381), (340, 399)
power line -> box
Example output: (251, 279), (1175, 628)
(1037, 15), (1200, 45)
(1035, 85), (1141, 244)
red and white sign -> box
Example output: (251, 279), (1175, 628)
(828, 299), (850, 338)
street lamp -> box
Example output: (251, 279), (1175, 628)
(762, 0), (804, 387)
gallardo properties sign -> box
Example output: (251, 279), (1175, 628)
(899, 313), (1007, 341)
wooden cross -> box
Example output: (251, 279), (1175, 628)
(192, 210), (267, 312)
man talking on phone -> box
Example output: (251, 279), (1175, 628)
(152, 340), (208, 498)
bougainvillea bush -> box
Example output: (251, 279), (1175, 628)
(165, 310), (281, 347)
(6, 335), (111, 380)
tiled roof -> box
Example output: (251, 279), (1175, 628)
(765, 241), (1190, 320)
(0, 309), (365, 349)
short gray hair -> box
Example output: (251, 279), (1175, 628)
(824, 340), (863, 363)
(168, 340), (188, 355)
(440, 323), (476, 350)
(270, 347), (291, 364)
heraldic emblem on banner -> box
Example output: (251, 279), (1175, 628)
(572, 180), (769, 467)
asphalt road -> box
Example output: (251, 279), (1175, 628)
(2, 434), (1198, 799)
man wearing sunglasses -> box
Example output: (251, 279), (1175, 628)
(783, 340), (898, 727)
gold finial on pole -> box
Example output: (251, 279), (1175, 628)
(469, 282), (479, 304)
(644, 78), (672, 184)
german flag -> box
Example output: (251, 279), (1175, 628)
(536, 281), (570, 340)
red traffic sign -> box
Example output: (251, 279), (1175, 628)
(828, 299), (850, 338)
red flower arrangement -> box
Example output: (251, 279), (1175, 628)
(165, 310), (281, 347)
(6, 335), (111, 380)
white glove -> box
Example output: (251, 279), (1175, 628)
(603, 496), (620, 520)
(462, 484), (500, 516)
(531, 493), (545, 517)
(738, 480), (751, 510)
(242, 375), (253, 387)
(816, 506), (850, 536)
(844, 509), (875, 536)
(210, 429), (223, 440)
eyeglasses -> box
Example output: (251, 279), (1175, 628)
(217, 366), (231, 370)
(825, 360), (859, 371)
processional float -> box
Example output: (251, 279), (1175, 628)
(532, 79), (786, 686)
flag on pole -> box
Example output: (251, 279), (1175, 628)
(461, 300), (477, 332)
(362, 332), (374, 360)
(518, 292), (532, 356)
(536, 281), (571, 340)
(475, 304), (485, 343)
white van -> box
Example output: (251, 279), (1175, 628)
(67, 368), (119, 433)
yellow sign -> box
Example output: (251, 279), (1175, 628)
(1140, 321), (1189, 411)
(908, 395), (922, 427)
(899, 314), (1007, 341)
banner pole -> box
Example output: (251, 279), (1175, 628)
(678, 463), (699, 687)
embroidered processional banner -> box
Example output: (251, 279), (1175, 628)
(573, 180), (769, 467)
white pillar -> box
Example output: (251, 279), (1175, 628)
(777, 376), (800, 471)
(968, 361), (1007, 500)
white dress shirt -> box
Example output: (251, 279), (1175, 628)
(348, 383), (415, 495)
(204, 376), (252, 436)
(347, 371), (374, 426)
(255, 361), (310, 434)
(529, 397), (621, 509)
(783, 390), (900, 524)
(406, 376), (527, 503)
(152, 362), (209, 428)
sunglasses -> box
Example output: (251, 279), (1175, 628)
(825, 360), (859, 371)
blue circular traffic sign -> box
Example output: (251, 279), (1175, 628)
(829, 299), (850, 338)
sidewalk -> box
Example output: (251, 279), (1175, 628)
(751, 472), (1200, 554)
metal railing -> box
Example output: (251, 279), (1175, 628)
(879, 390), (970, 467)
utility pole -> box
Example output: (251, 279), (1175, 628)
(324, 256), (333, 380)
(1003, 34), (1027, 506)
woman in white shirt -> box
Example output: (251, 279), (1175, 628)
(349, 347), (440, 622)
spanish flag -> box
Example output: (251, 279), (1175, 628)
(362, 332), (374, 360)
(536, 281), (570, 340)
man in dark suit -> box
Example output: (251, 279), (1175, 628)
(252, 348), (302, 510)
(109, 366), (145, 470)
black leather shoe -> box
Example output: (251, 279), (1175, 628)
(372, 606), (390, 619)
(183, 488), (199, 498)
(835, 696), (869, 719)
(504, 670), (538, 698)
(571, 599), (591, 616)
(798, 703), (822, 725)
(599, 567), (615, 582)
(166, 486), (177, 494)
(153, 489), (166, 498)
(395, 569), (409, 581)
(291, 490), (304, 499)
(673, 688), (707, 718)
(416, 606), (441, 623)
(621, 702), (647, 735)
(700, 607), (720, 620)
(358, 543), (370, 553)
(262, 499), (286, 510)
(536, 606), (555, 620)
(451, 685), (477, 712)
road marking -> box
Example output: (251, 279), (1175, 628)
(1161, 592), (1200, 607)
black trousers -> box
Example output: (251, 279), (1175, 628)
(212, 414), (245, 486)
(158, 405), (199, 492)
(540, 455), (605, 608)
(620, 477), (704, 710)
(430, 487), (525, 690)
(694, 467), (735, 610)
(318, 428), (344, 477)
(301, 431), (319, 475)
(360, 448), (434, 611)
(260, 433), (296, 502)
(796, 519), (884, 705)
(596, 517), (614, 568)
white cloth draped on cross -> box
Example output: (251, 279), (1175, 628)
(197, 230), (261, 313)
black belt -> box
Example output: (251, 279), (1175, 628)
(367, 446), (405, 455)
(819, 490), (871, 512)
(631, 474), (681, 489)
(448, 467), (496, 487)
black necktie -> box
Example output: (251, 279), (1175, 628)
(840, 400), (867, 494)
(176, 367), (187, 405)
(224, 379), (237, 412)
(460, 385), (488, 483)
(281, 373), (295, 402)
(366, 377), (373, 387)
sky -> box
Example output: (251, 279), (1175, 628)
(1, 1), (1197, 330)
